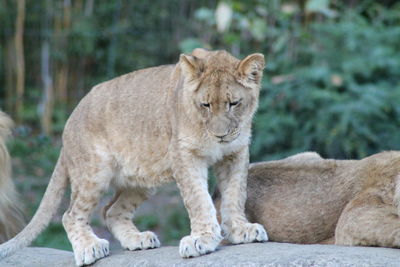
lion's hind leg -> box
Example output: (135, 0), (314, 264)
(62, 165), (112, 266)
(335, 190), (400, 248)
(104, 188), (160, 251)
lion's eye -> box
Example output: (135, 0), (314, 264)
(201, 103), (210, 108)
(230, 101), (240, 107)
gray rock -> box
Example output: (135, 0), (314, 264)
(2, 242), (400, 267)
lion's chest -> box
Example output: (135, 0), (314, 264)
(114, 153), (174, 188)
(195, 132), (250, 165)
(111, 130), (250, 188)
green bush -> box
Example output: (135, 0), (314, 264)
(32, 223), (72, 251)
(252, 5), (400, 160)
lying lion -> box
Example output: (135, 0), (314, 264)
(243, 151), (400, 247)
(0, 111), (24, 243)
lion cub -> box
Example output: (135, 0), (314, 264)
(245, 151), (400, 248)
(0, 49), (267, 266)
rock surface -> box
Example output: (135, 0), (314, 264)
(2, 242), (400, 267)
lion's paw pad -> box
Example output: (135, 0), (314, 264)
(121, 231), (160, 251)
(73, 237), (110, 266)
(227, 223), (268, 244)
(179, 234), (220, 258)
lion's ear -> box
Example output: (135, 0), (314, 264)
(191, 48), (210, 59)
(179, 54), (204, 81)
(237, 53), (265, 88)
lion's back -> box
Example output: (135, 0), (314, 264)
(62, 65), (176, 148)
(246, 155), (346, 244)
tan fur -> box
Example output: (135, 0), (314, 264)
(0, 111), (25, 243)
(0, 49), (267, 266)
(243, 151), (400, 248)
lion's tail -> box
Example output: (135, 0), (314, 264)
(0, 147), (68, 259)
(0, 112), (25, 243)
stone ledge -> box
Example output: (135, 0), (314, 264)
(2, 242), (400, 267)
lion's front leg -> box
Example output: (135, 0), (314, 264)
(214, 147), (268, 244)
(174, 158), (222, 258)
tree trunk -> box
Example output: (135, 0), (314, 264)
(107, 0), (121, 78)
(39, 0), (54, 135)
(55, 0), (71, 105)
(4, 38), (15, 115)
(40, 40), (54, 136)
(84, 0), (94, 17)
(73, 0), (94, 102)
(14, 0), (26, 124)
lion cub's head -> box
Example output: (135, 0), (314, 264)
(179, 49), (265, 143)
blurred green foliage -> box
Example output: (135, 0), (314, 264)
(3, 0), (400, 251)
(32, 223), (72, 250)
(252, 7), (400, 160)
(135, 215), (160, 231)
(163, 210), (191, 245)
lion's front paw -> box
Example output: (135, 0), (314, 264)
(73, 237), (110, 266)
(179, 234), (221, 258)
(120, 231), (161, 251)
(226, 223), (268, 244)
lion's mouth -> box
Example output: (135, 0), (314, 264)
(217, 132), (240, 144)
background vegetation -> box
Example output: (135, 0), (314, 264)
(1, 0), (400, 251)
